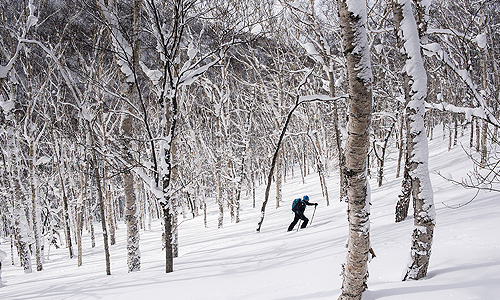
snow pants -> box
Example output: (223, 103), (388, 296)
(287, 213), (309, 231)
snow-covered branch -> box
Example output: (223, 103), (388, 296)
(0, 0), (38, 80)
(18, 39), (84, 112)
(97, 0), (135, 83)
(422, 42), (500, 128)
(298, 94), (348, 104)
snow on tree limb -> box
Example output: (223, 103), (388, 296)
(97, 0), (135, 83)
(298, 94), (348, 104)
(298, 42), (324, 65)
(140, 62), (163, 86)
(26, 1), (39, 33)
(427, 28), (487, 50)
(0, 43), (22, 80)
(422, 42), (500, 128)
(424, 101), (498, 127)
(179, 60), (218, 87)
(0, 0), (38, 80)
(18, 39), (84, 114)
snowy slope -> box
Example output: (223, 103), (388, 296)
(1, 129), (499, 300)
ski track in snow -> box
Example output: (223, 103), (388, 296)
(1, 127), (499, 300)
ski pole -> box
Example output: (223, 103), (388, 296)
(296, 219), (301, 231)
(310, 206), (317, 226)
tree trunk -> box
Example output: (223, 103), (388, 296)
(329, 70), (347, 202)
(453, 113), (458, 147)
(29, 143), (43, 271)
(89, 129), (111, 275)
(257, 95), (302, 232)
(480, 44), (488, 167)
(395, 161), (411, 222)
(53, 136), (74, 259)
(251, 168), (256, 209)
(374, 122), (395, 187)
(275, 149), (283, 209)
(337, 0), (373, 298)
(0, 249), (5, 284)
(60, 172), (74, 259)
(76, 203), (83, 267)
(0, 154), (14, 269)
(233, 157), (245, 224)
(159, 63), (180, 271)
(12, 173), (32, 274)
(203, 198), (208, 228)
(480, 120), (488, 167)
(396, 102), (405, 178)
(217, 169), (224, 229)
(86, 184), (96, 249)
(215, 107), (224, 229)
(77, 149), (87, 267)
(393, 0), (436, 281)
(8, 141), (30, 272)
(469, 117), (474, 149)
(122, 105), (141, 272)
(122, 0), (142, 272)
(313, 130), (330, 205)
(172, 214), (179, 258)
(448, 112), (453, 151)
(163, 205), (174, 273)
(103, 167), (116, 246)
(475, 118), (480, 152)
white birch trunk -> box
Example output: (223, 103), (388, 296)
(123, 0), (143, 273)
(393, 0), (436, 281)
(12, 166), (32, 274)
(337, 0), (373, 298)
(122, 98), (141, 272)
(0, 249), (6, 285)
(103, 166), (116, 246)
(29, 143), (42, 271)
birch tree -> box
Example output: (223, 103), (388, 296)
(10, 140), (33, 274)
(392, 0), (436, 280)
(122, 0), (142, 272)
(96, 0), (142, 273)
(140, 0), (240, 272)
(337, 0), (373, 298)
(23, 71), (47, 272)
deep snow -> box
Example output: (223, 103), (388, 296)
(1, 128), (499, 300)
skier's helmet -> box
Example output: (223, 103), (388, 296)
(303, 195), (309, 201)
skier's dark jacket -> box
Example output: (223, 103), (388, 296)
(292, 199), (315, 215)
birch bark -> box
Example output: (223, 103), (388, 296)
(337, 0), (373, 298)
(393, 0), (436, 280)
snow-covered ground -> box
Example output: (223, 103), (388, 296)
(1, 129), (499, 300)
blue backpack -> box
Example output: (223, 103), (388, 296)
(291, 198), (301, 213)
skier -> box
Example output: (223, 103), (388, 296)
(287, 195), (318, 231)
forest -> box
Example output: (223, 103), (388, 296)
(0, 0), (498, 299)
